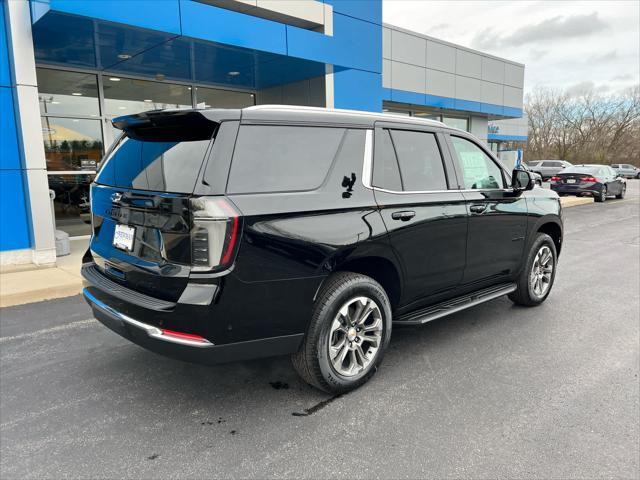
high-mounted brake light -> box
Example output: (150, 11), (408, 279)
(189, 197), (242, 272)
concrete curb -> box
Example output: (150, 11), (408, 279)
(559, 196), (594, 208)
(0, 284), (83, 308)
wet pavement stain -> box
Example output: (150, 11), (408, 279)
(269, 381), (289, 390)
(292, 394), (343, 417)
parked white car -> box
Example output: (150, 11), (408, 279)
(611, 164), (640, 179)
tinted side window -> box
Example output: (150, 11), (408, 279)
(227, 125), (346, 194)
(372, 129), (402, 191)
(96, 138), (211, 193)
(450, 136), (504, 189)
(389, 130), (448, 191)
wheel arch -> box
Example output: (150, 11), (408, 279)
(536, 219), (563, 256)
(318, 253), (403, 311)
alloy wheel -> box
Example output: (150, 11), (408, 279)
(328, 296), (383, 377)
(530, 245), (554, 299)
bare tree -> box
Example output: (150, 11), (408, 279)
(524, 86), (640, 165)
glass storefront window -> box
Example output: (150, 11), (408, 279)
(103, 77), (192, 116)
(414, 112), (442, 121)
(48, 173), (93, 237)
(383, 108), (411, 116)
(442, 116), (469, 131)
(194, 87), (255, 108)
(37, 68), (100, 117)
(41, 117), (103, 171)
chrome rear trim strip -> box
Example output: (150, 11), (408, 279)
(84, 289), (214, 348)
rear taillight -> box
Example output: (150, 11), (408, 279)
(189, 197), (241, 272)
(550, 176), (560, 182)
(581, 176), (597, 182)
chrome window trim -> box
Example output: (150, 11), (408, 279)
(371, 186), (515, 195)
(364, 128), (514, 195)
(362, 129), (373, 188)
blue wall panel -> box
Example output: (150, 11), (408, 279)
(0, 2), (10, 88)
(285, 13), (381, 73)
(49, 0), (181, 34)
(0, 87), (21, 170)
(0, 170), (32, 251)
(325, 0), (382, 25)
(180, 1), (287, 55)
(333, 68), (381, 112)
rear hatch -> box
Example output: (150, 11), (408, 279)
(89, 110), (240, 303)
(554, 168), (599, 186)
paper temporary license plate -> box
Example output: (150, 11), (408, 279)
(113, 224), (135, 251)
(566, 179), (576, 184)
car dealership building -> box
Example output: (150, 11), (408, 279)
(0, 0), (526, 268)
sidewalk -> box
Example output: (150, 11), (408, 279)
(0, 195), (594, 308)
(0, 238), (87, 308)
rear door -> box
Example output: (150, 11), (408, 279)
(445, 133), (527, 288)
(372, 123), (467, 310)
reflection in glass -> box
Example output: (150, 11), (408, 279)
(103, 77), (192, 116)
(442, 116), (469, 132)
(48, 173), (94, 237)
(414, 112), (442, 121)
(37, 68), (100, 116)
(41, 117), (103, 171)
(383, 108), (411, 116)
(194, 86), (255, 109)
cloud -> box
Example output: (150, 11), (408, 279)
(612, 73), (633, 81)
(588, 50), (618, 62)
(472, 12), (609, 50)
(529, 49), (548, 60)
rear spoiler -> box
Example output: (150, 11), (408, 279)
(112, 109), (241, 141)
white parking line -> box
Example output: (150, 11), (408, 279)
(0, 318), (97, 344)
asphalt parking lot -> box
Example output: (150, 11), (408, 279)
(1, 183), (638, 479)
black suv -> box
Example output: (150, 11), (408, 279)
(83, 106), (563, 393)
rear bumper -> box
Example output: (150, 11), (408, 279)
(550, 184), (601, 195)
(84, 288), (304, 365)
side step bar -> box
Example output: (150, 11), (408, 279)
(394, 283), (517, 325)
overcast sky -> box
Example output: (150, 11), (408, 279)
(383, 0), (640, 96)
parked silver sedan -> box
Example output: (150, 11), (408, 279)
(527, 160), (574, 181)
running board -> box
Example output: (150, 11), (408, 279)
(394, 283), (517, 325)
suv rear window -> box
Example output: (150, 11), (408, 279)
(226, 125), (346, 194)
(96, 138), (211, 193)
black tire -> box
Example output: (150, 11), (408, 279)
(292, 272), (392, 394)
(509, 233), (558, 307)
(616, 184), (626, 199)
(595, 185), (607, 202)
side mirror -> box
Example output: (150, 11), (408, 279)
(512, 168), (534, 192)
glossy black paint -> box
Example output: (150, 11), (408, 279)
(84, 107), (563, 365)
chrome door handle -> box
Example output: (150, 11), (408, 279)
(469, 204), (487, 214)
(391, 210), (416, 221)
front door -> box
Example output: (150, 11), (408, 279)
(371, 125), (467, 310)
(445, 134), (528, 288)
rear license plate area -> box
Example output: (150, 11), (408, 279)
(113, 224), (135, 251)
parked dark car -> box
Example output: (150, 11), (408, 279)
(611, 163), (640, 179)
(550, 164), (626, 202)
(82, 106), (563, 393)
